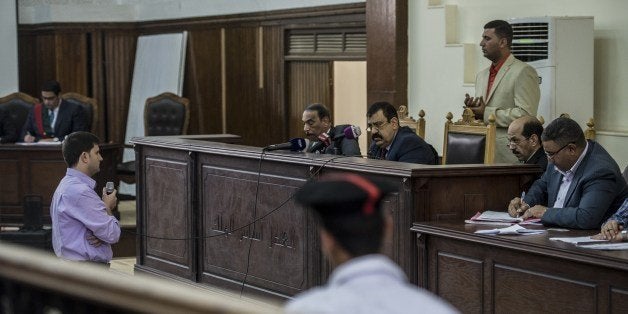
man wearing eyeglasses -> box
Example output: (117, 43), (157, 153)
(507, 116), (547, 176)
(507, 117), (628, 229)
(302, 103), (361, 156)
(366, 101), (438, 164)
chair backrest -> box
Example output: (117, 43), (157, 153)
(144, 92), (190, 136)
(442, 108), (496, 165)
(0, 92), (38, 130)
(61, 92), (98, 133)
(397, 105), (426, 139)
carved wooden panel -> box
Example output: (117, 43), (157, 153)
(436, 252), (483, 313)
(197, 153), (311, 297)
(611, 288), (628, 313)
(0, 159), (20, 206)
(143, 152), (193, 279)
(494, 264), (596, 313)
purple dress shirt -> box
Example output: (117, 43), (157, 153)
(51, 168), (120, 262)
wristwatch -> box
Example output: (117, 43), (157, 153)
(53, 137), (60, 142)
(621, 230), (627, 241)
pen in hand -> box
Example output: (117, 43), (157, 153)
(517, 191), (526, 218)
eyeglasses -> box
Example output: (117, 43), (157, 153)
(544, 142), (571, 158)
(507, 136), (529, 147)
(366, 120), (389, 132)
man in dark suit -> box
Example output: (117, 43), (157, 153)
(22, 80), (87, 142)
(367, 101), (437, 164)
(508, 117), (628, 229)
(507, 116), (547, 176)
(0, 108), (18, 144)
(302, 103), (361, 156)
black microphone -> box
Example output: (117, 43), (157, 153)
(264, 138), (306, 151)
(333, 125), (362, 140)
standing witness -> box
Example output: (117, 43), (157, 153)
(464, 20), (540, 163)
(22, 80), (87, 142)
(51, 131), (120, 265)
(286, 174), (458, 313)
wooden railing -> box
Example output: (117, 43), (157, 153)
(0, 242), (281, 313)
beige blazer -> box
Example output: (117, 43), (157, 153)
(475, 54), (540, 163)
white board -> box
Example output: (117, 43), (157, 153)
(120, 32), (187, 195)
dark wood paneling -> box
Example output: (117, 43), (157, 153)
(435, 253), (483, 313)
(366, 0), (407, 107)
(225, 27), (259, 146)
(414, 222), (628, 313)
(184, 29), (222, 135)
(142, 148), (194, 280)
(262, 26), (286, 145)
(287, 61), (331, 139)
(54, 33), (89, 95)
(103, 32), (136, 144)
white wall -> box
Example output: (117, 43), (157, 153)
(333, 61), (368, 154)
(18, 0), (364, 23)
(409, 0), (628, 168)
(0, 1), (19, 95)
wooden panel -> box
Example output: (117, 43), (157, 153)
(261, 26), (287, 146)
(0, 159), (20, 205)
(287, 61), (331, 139)
(224, 27), (260, 146)
(199, 158), (309, 296)
(143, 150), (193, 280)
(366, 0), (407, 107)
(54, 32), (89, 95)
(494, 264), (596, 313)
(184, 29), (222, 135)
(611, 288), (628, 313)
(104, 32), (136, 144)
(435, 252), (483, 313)
(89, 31), (106, 139)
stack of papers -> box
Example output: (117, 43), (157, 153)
(475, 224), (546, 235)
(550, 236), (628, 250)
(465, 211), (541, 226)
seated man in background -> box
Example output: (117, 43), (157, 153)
(507, 115), (547, 176)
(51, 131), (120, 266)
(302, 103), (361, 156)
(22, 80), (87, 142)
(0, 108), (18, 143)
(367, 101), (437, 164)
(508, 117), (628, 229)
(286, 174), (457, 313)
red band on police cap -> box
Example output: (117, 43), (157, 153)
(337, 174), (381, 215)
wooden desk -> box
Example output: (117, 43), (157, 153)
(0, 143), (120, 224)
(411, 221), (628, 313)
(132, 136), (542, 299)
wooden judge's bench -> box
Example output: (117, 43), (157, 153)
(131, 136), (542, 300)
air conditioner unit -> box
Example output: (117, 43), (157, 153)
(510, 16), (594, 129)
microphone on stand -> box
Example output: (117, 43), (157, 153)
(263, 138), (307, 151)
(334, 125), (362, 140)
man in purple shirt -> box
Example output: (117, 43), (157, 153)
(51, 131), (120, 264)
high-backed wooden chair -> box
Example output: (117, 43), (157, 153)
(397, 105), (426, 139)
(117, 92), (190, 187)
(143, 92), (190, 136)
(442, 108), (496, 164)
(61, 92), (98, 133)
(0, 92), (38, 131)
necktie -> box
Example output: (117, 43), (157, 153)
(380, 148), (388, 160)
(48, 110), (54, 130)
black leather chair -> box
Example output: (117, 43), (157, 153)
(117, 92), (190, 187)
(442, 108), (496, 164)
(61, 92), (98, 133)
(0, 92), (38, 133)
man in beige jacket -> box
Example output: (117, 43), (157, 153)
(464, 19), (540, 163)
